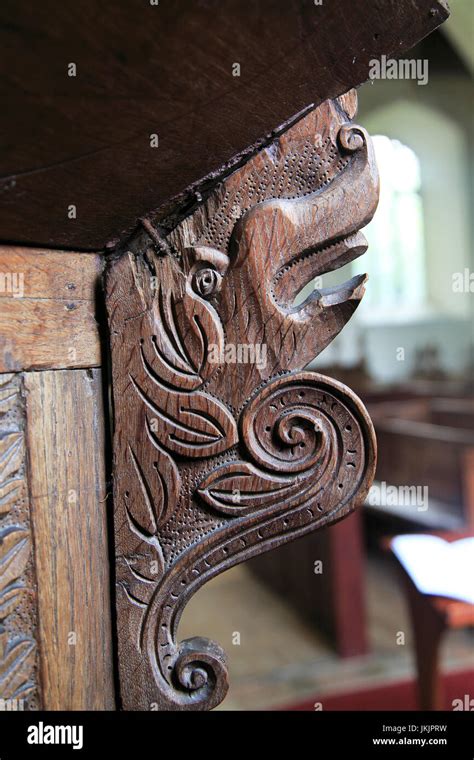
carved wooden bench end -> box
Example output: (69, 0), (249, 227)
(106, 90), (378, 710)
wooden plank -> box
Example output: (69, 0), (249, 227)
(0, 246), (102, 300)
(0, 300), (101, 372)
(461, 448), (474, 529)
(0, 0), (449, 249)
(0, 247), (102, 372)
(376, 419), (474, 513)
(24, 369), (114, 710)
(0, 373), (41, 709)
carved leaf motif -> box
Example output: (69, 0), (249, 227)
(0, 630), (35, 699)
(0, 387), (19, 416)
(145, 282), (225, 391)
(126, 429), (180, 524)
(0, 583), (25, 619)
(127, 444), (158, 534)
(121, 584), (149, 610)
(0, 479), (22, 517)
(0, 527), (30, 593)
(198, 461), (297, 515)
(0, 431), (24, 517)
(124, 557), (157, 604)
(124, 517), (164, 576)
(122, 421), (181, 579)
(131, 376), (238, 458)
(0, 433), (24, 495)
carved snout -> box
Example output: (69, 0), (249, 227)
(230, 124), (379, 311)
(220, 124), (379, 366)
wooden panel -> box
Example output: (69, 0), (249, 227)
(0, 0), (449, 249)
(248, 511), (368, 658)
(0, 247), (102, 372)
(430, 398), (474, 430)
(0, 373), (41, 709)
(106, 94), (377, 710)
(0, 247), (102, 300)
(376, 418), (474, 511)
(24, 369), (114, 710)
(329, 513), (368, 657)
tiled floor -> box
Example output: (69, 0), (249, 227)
(179, 553), (474, 710)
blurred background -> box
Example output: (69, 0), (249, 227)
(180, 0), (474, 711)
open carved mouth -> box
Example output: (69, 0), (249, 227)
(275, 229), (370, 314)
(200, 123), (380, 374)
(252, 125), (379, 341)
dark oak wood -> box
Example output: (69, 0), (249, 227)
(0, 0), (449, 250)
(107, 91), (378, 710)
(0, 0), (451, 714)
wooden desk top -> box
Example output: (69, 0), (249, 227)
(0, 0), (448, 250)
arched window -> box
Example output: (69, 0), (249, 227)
(361, 136), (427, 317)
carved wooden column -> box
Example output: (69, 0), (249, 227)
(106, 90), (379, 710)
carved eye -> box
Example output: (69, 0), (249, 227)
(192, 268), (219, 298)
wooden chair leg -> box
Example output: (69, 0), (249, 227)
(404, 580), (446, 710)
(330, 511), (368, 657)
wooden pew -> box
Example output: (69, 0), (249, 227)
(250, 392), (474, 656)
(249, 511), (368, 658)
(374, 410), (474, 529)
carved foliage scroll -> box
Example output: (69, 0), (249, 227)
(0, 374), (39, 708)
(107, 90), (379, 710)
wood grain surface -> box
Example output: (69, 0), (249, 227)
(107, 93), (378, 710)
(24, 369), (114, 710)
(0, 248), (103, 372)
(0, 0), (449, 249)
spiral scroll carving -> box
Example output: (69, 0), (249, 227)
(199, 372), (375, 518)
(243, 377), (338, 474)
(135, 372), (375, 710)
(338, 123), (366, 153)
(106, 91), (379, 710)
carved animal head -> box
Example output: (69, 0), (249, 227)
(130, 95), (379, 410)
(107, 91), (379, 711)
(223, 123), (378, 378)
